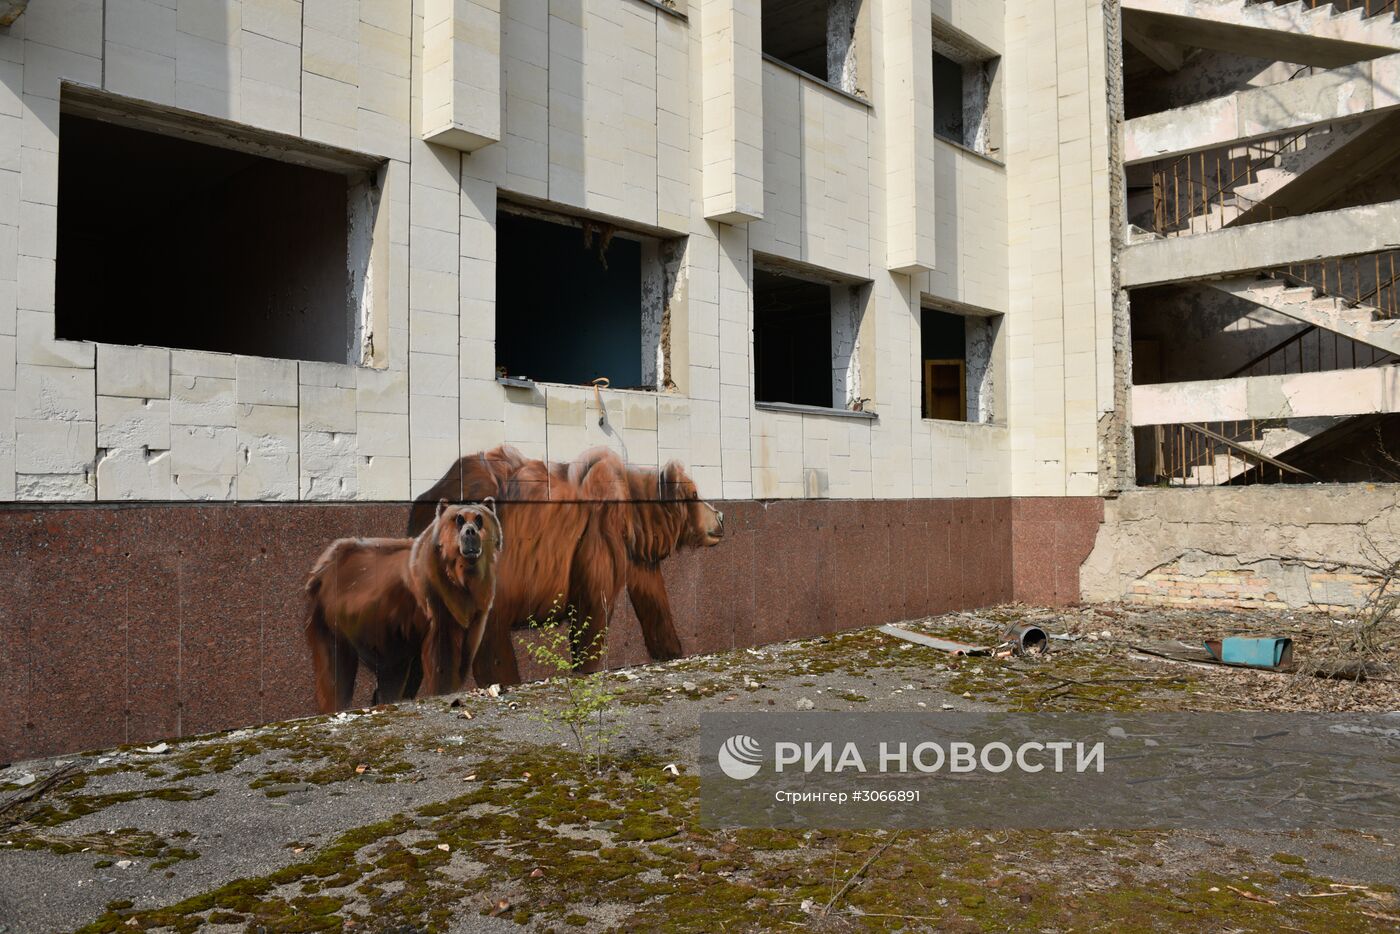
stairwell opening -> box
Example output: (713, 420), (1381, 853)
(1129, 280), (1400, 488)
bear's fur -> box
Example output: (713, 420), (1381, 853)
(304, 499), (504, 712)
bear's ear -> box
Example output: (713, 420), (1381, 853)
(659, 461), (685, 501)
(481, 497), (504, 553)
(435, 497), (450, 519)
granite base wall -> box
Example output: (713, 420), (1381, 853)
(1, 496), (1102, 762)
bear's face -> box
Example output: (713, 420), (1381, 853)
(434, 498), (504, 574)
(662, 463), (724, 548)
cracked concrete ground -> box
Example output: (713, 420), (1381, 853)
(1, 603), (1398, 933)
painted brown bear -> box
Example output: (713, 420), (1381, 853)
(409, 446), (724, 686)
(304, 498), (504, 712)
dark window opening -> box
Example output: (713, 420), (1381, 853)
(932, 40), (999, 155)
(921, 308), (966, 420)
(763, 0), (833, 81)
(761, 0), (860, 92)
(496, 209), (668, 390)
(57, 111), (370, 364)
(754, 268), (834, 408)
(921, 306), (997, 422)
(932, 50), (965, 145)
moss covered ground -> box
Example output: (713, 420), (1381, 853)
(2, 604), (1397, 932)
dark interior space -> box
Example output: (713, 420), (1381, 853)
(754, 268), (832, 408)
(932, 50), (965, 145)
(495, 210), (643, 388)
(921, 307), (966, 420)
(56, 112), (354, 363)
(761, 0), (830, 81)
(1129, 283), (1395, 386)
(1289, 414), (1400, 483)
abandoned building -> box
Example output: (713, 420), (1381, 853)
(2, 0), (1400, 757)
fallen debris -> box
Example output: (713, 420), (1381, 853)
(879, 624), (990, 656)
(0, 763), (82, 826)
(1227, 884), (1279, 906)
(1000, 623), (1049, 656)
(882, 622), (1055, 659)
(822, 831), (903, 917)
(1205, 637), (1294, 671)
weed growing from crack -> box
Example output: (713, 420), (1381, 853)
(521, 601), (622, 774)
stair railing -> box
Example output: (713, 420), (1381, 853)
(1229, 321), (1395, 379)
(1149, 127), (1314, 236)
(1153, 421), (1317, 487)
(1263, 249), (1400, 320)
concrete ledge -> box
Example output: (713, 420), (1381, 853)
(754, 400), (878, 419)
(1124, 51), (1400, 164)
(1131, 365), (1400, 425)
(1121, 198), (1400, 288)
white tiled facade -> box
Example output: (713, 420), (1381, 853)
(0, 0), (1116, 504)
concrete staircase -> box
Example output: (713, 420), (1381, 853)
(1209, 275), (1400, 354)
(1171, 416), (1344, 484)
(1180, 118), (1376, 234)
(1123, 0), (1400, 67)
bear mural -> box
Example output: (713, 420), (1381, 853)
(305, 446), (724, 710)
(410, 445), (726, 686)
(305, 499), (506, 713)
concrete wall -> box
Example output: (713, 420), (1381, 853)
(0, 0), (1117, 507)
(1004, 0), (1119, 497)
(1082, 485), (1400, 610)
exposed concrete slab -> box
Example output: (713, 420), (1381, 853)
(1122, 13), (1187, 72)
(1124, 52), (1400, 164)
(1131, 364), (1400, 424)
(1210, 275), (1400, 355)
(1123, 0), (1400, 70)
(1122, 198), (1400, 287)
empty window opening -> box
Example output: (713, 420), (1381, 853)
(56, 105), (383, 365)
(754, 266), (866, 410)
(921, 307), (998, 422)
(495, 207), (680, 390)
(932, 31), (1000, 156)
(761, 0), (861, 93)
